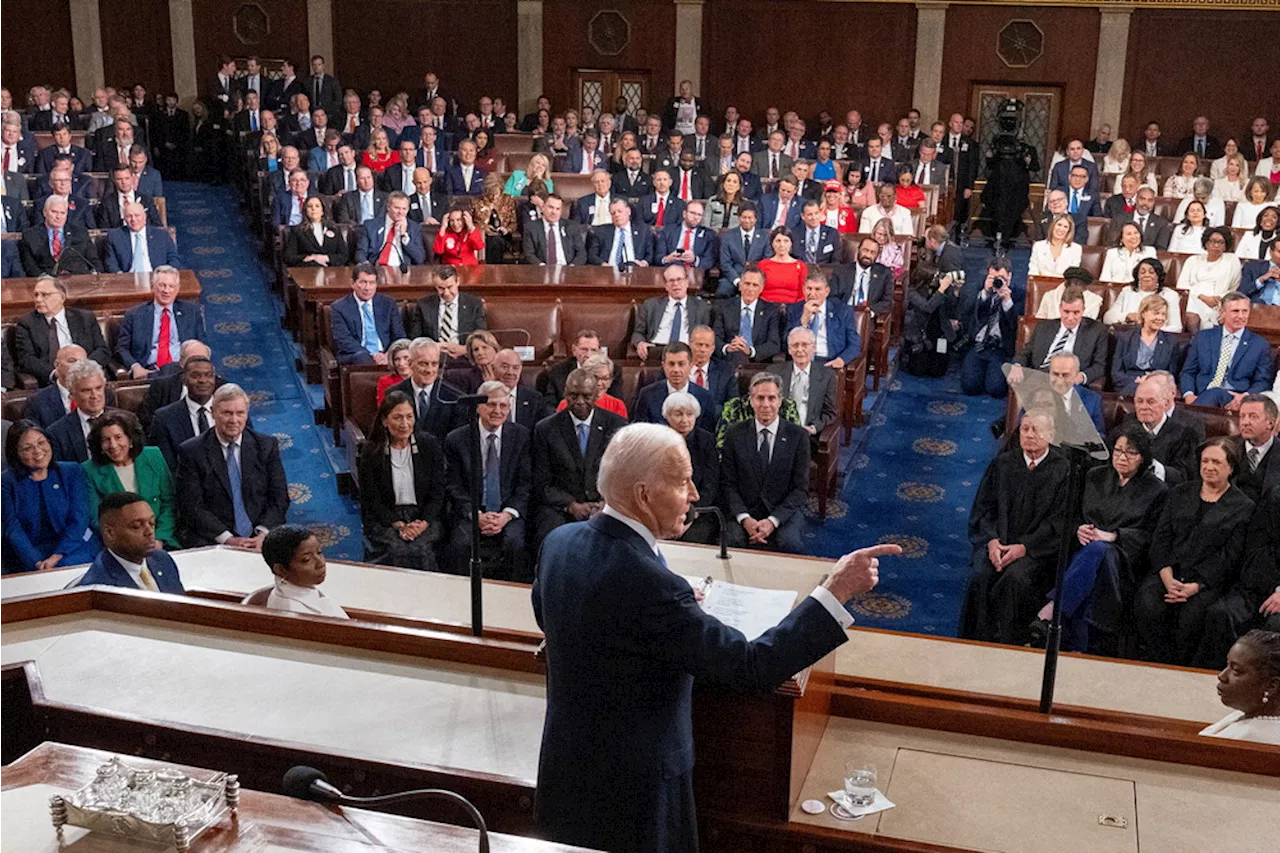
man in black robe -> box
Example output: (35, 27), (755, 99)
(1109, 372), (1198, 483)
(959, 411), (1069, 645)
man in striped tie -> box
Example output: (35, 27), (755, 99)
(1007, 286), (1108, 389)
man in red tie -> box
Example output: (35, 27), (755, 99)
(1247, 116), (1270, 163)
(119, 266), (205, 378)
(672, 151), (703, 203)
(645, 169), (678, 229)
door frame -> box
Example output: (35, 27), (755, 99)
(968, 81), (1064, 184)
(570, 68), (652, 115)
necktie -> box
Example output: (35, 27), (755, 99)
(615, 232), (626, 267)
(794, 368), (809, 414)
(770, 154), (777, 179)
(546, 224), (558, 264)
(576, 422), (589, 455)
(669, 301), (683, 345)
(917, 164), (925, 184)
(1208, 333), (1237, 388)
(1248, 446), (1261, 473)
(1070, 190), (1079, 213)
(197, 406), (209, 433)
(440, 303), (457, 344)
(137, 564), (159, 592)
(377, 227), (396, 265)
(758, 428), (771, 471)
(870, 161), (878, 182)
(1197, 139), (1204, 156)
(292, 195), (304, 225)
(856, 269), (868, 305)
(1027, 459), (1037, 472)
(132, 231), (151, 273)
(680, 171), (690, 200)
(361, 300), (381, 353)
(1137, 215), (1147, 235)
(680, 229), (692, 253)
(51, 229), (63, 260)
(741, 304), (754, 342)
(694, 366), (705, 387)
(156, 309), (173, 367)
(418, 389), (431, 421)
(225, 442), (254, 537)
(484, 433), (501, 510)
(251, 112), (258, 132)
(314, 77), (322, 102)
(806, 230), (818, 262)
(3, 147), (9, 172)
(1257, 141), (1265, 161)
(656, 196), (666, 227)
(346, 169), (355, 192)
(48, 317), (60, 357)
(743, 231), (751, 259)
(1043, 327), (1070, 367)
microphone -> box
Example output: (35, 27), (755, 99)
(691, 506), (730, 560)
(282, 766), (490, 853)
(52, 241), (100, 277)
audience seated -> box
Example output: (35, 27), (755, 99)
(283, 197), (349, 267)
(757, 226), (806, 304)
(356, 192), (425, 266)
(1197, 629), (1280, 744)
(632, 264), (711, 361)
(261, 523), (348, 618)
(117, 266), (205, 379)
(834, 236), (895, 319)
(48, 359), (123, 463)
(1233, 395), (1280, 502)
(95, 164), (161, 230)
(335, 165), (387, 224)
(494, 348), (549, 430)
(105, 202), (182, 272)
(784, 269), (859, 369)
(272, 168), (317, 229)
(75, 490), (185, 592)
(523, 193), (585, 265)
(717, 202), (768, 296)
(82, 411), (178, 549)
(21, 345), (86, 429)
(174, 383), (289, 549)
(1239, 241), (1280, 305)
(148, 354), (217, 468)
(405, 265), (485, 357)
(20, 196), (98, 275)
(12, 276), (111, 385)
(655, 201), (718, 269)
(1010, 285), (1108, 388)
(633, 342), (717, 433)
(661, 391), (719, 546)
(433, 208), (486, 265)
(712, 266), (782, 364)
(857, 184), (913, 235)
(1180, 292), (1274, 408)
(1105, 257), (1182, 332)
(767, 327), (837, 441)
(443, 138), (484, 195)
(330, 262), (406, 365)
(686, 326), (735, 409)
(1179, 227), (1243, 330)
(586, 197), (653, 268)
(1111, 295), (1181, 395)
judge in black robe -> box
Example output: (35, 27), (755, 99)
(959, 414), (1069, 646)
(1134, 441), (1254, 666)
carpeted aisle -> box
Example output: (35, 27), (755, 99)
(166, 182), (364, 560)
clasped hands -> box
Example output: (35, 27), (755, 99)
(567, 500), (604, 521)
(393, 519), (430, 541)
(478, 510), (513, 536)
(741, 516), (777, 545)
(986, 538), (1027, 571)
(1076, 524), (1117, 546)
(1159, 566), (1200, 603)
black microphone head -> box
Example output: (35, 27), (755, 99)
(282, 765), (328, 800)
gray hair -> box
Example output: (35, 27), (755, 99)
(386, 338), (413, 363)
(210, 383), (249, 411)
(150, 265), (180, 285)
(581, 353), (614, 374)
(1049, 352), (1081, 373)
(1220, 290), (1251, 308)
(43, 195), (68, 214)
(749, 372), (781, 393)
(477, 379), (507, 397)
(1138, 370), (1176, 399)
(65, 358), (105, 390)
(1192, 177), (1214, 197)
(408, 336), (439, 357)
(179, 340), (211, 361)
(662, 390), (703, 419)
(598, 423), (687, 506)
(787, 326), (816, 345)
(36, 275), (69, 298)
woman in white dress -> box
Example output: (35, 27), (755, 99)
(262, 524), (351, 619)
(1100, 220), (1158, 283)
(1100, 138), (1130, 176)
(1167, 200), (1207, 254)
(1199, 630), (1280, 746)
(1177, 226), (1241, 330)
(1211, 154), (1248, 203)
(1231, 178), (1274, 228)
(1254, 138), (1280, 181)
(1163, 153), (1202, 198)
(1173, 178), (1225, 227)
(1235, 204), (1278, 261)
(1208, 137), (1241, 179)
(1104, 254), (1181, 331)
(1112, 151), (1158, 195)
(1027, 213), (1082, 278)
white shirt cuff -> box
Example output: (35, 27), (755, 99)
(736, 513), (750, 524)
(767, 515), (780, 528)
(810, 585), (854, 629)
(503, 507), (520, 519)
(215, 531), (233, 544)
(1151, 459), (1166, 481)
(254, 526), (270, 537)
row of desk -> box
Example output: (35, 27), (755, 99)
(1, 270), (202, 322)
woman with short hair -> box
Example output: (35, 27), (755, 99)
(2, 421), (99, 574)
(558, 353), (628, 418)
(757, 227), (807, 304)
(1199, 630), (1280, 744)
(1174, 177), (1226, 227)
(1110, 292), (1181, 394)
(262, 524), (350, 619)
(1177, 226), (1242, 329)
(662, 391), (719, 545)
(82, 411), (178, 550)
(376, 338), (414, 405)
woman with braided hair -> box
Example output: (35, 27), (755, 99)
(1199, 630), (1280, 744)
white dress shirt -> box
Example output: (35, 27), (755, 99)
(791, 364), (811, 425)
(655, 298), (689, 343)
(47, 309), (72, 348)
(267, 577), (350, 619)
(185, 395), (211, 436)
(107, 549), (150, 588)
(389, 444), (415, 505)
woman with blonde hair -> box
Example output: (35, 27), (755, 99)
(1028, 213), (1082, 278)
(474, 173), (519, 263)
(871, 217), (905, 277)
(361, 128), (395, 173)
(1100, 137), (1130, 176)
(1211, 153), (1249, 202)
(1113, 150), (1158, 194)
(504, 152), (555, 197)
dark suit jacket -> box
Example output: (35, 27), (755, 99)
(1048, 159), (1101, 195)
(523, 219), (586, 265)
(784, 299), (861, 365)
(305, 74), (343, 116)
(406, 293), (486, 341)
(94, 130), (147, 171)
(48, 407), (125, 463)
(758, 193), (802, 230)
(443, 164), (485, 196)
(2, 241), (23, 278)
(531, 408), (628, 511)
(1179, 327), (1273, 396)
(631, 295), (712, 346)
(860, 156), (896, 185)
(564, 145), (607, 174)
(405, 190), (447, 225)
(283, 222), (350, 267)
(94, 192), (160, 230)
(1176, 135), (1224, 159)
(1111, 329), (1179, 395)
(30, 111), (85, 132)
(1014, 318), (1110, 386)
(1, 195), (27, 233)
(664, 168), (707, 202)
(633, 381), (717, 433)
(174, 428), (289, 546)
(637, 193), (685, 228)
(20, 382), (79, 429)
(378, 162), (419, 195)
(511, 385), (550, 431)
(357, 434), (446, 529)
(831, 261), (894, 318)
(356, 218), (426, 266)
(330, 293), (407, 365)
(19, 224), (99, 275)
(75, 548), (185, 594)
(693, 360), (736, 409)
(149, 397), (206, 469)
(1103, 194), (1135, 220)
(541, 358), (623, 407)
(117, 300), (205, 370)
(136, 371), (225, 430)
(611, 169), (652, 199)
(1240, 260), (1279, 302)
(335, 189), (388, 225)
(574, 194), (614, 225)
(586, 221), (655, 266)
(654, 224), (718, 268)
(444, 422), (532, 519)
(103, 226), (181, 272)
(792, 224), (844, 265)
(713, 297), (782, 362)
(767, 362), (837, 434)
(721, 419), (811, 525)
(12, 308), (110, 385)
(321, 163), (359, 196)
(1109, 413), (1198, 484)
(271, 190), (319, 229)
(388, 377), (466, 442)
(36, 144), (93, 174)
(1237, 443), (1280, 503)
(718, 227), (769, 285)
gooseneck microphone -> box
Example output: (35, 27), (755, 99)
(282, 766), (490, 853)
(691, 506), (730, 560)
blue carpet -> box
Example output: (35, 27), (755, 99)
(166, 182), (364, 559)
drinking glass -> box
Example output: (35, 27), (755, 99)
(843, 760), (877, 808)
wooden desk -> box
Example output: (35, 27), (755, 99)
(2, 743), (597, 853)
(1, 271), (202, 320)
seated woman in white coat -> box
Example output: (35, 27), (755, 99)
(1199, 630), (1280, 746)
(1036, 265), (1103, 321)
(1211, 154), (1248, 202)
(262, 524), (350, 619)
(1177, 226), (1242, 330)
(1100, 221), (1158, 284)
(1028, 213), (1083, 279)
(1234, 204), (1278, 262)
(1104, 256), (1182, 332)
(1167, 201), (1208, 254)
(1231, 178), (1275, 229)
(1173, 178), (1226, 227)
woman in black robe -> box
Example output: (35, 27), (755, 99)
(1134, 437), (1255, 665)
(1029, 424), (1168, 655)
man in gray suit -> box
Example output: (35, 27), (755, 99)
(632, 264), (711, 361)
(706, 136), (736, 179)
(768, 327), (838, 441)
(909, 140), (948, 186)
(751, 130), (793, 185)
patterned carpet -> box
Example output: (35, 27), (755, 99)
(177, 185), (1018, 631)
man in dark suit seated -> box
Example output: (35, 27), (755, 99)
(564, 130), (607, 175)
(272, 169), (317, 229)
(1008, 285), (1108, 389)
(96, 117), (146, 172)
(633, 342), (718, 432)
(75, 492), (185, 593)
(494, 348), (550, 431)
(532, 419), (895, 853)
(175, 383), (289, 550)
(405, 167), (446, 226)
(104, 201), (181, 272)
(320, 143), (359, 195)
(30, 92), (85, 132)
(587, 198), (654, 269)
(631, 264), (711, 361)
(379, 138), (420, 196)
(666, 151), (708, 203)
(117, 266), (205, 379)
(1046, 138), (1100, 196)
(530, 368), (627, 544)
(12, 276), (111, 385)
(95, 165), (161, 230)
(687, 325), (736, 409)
(1176, 116), (1224, 160)
(148, 354), (218, 469)
(21, 345), (86, 429)
(767, 327), (838, 442)
(36, 167), (94, 229)
(654, 200), (718, 269)
(443, 138), (485, 196)
(758, 177), (803, 231)
(1062, 164), (1102, 235)
(958, 256), (1019, 398)
(1180, 292), (1274, 409)
(610, 148), (652, 200)
(2, 112), (38, 174)
(330, 263), (406, 366)
(334, 164), (387, 225)
(406, 265), (486, 358)
(1115, 372), (1198, 484)
(1, 239), (21, 278)
(637, 168), (684, 229)
(541, 330), (624, 406)
(135, 341), (223, 428)
(444, 381), (532, 581)
(784, 269), (860, 369)
(1107, 187), (1173, 251)
(832, 235), (895, 319)
(717, 202), (768, 296)
(1240, 241), (1280, 305)
(1103, 174), (1141, 220)
(47, 359), (122, 463)
(36, 125), (93, 174)
(793, 200), (843, 264)
(355, 192), (426, 267)
(714, 265), (782, 364)
(730, 151), (764, 200)
(387, 338), (465, 442)
(720, 372), (810, 553)
(19, 196), (99, 276)
(1231, 395), (1280, 502)
(522, 193), (585, 265)
(2, 191), (26, 234)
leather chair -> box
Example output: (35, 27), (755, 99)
(490, 134), (534, 157)
(558, 301), (636, 361)
(1079, 244), (1106, 279)
(339, 367), (388, 495)
(505, 151), (536, 174)
(548, 173), (595, 204)
(240, 586), (273, 606)
(1085, 217), (1109, 246)
(484, 299), (560, 363)
(840, 307), (872, 441)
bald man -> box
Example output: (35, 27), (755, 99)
(533, 422), (899, 853)
(104, 201), (181, 272)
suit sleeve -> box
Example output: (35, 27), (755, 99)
(720, 431), (750, 520)
(54, 465), (95, 557)
(509, 434), (532, 517)
(1082, 326), (1108, 385)
(257, 436), (290, 530)
(387, 298), (407, 343)
(696, 233), (718, 269)
(176, 443), (228, 544)
(146, 450), (180, 547)
(354, 228), (372, 262)
(774, 432), (811, 525)
(81, 313), (111, 368)
(834, 307), (860, 364)
(330, 303), (363, 363)
(443, 432), (474, 520)
(1179, 340), (1202, 396)
(2, 476), (45, 567)
(116, 313), (141, 369)
(404, 226), (427, 265)
(631, 301), (655, 345)
(11, 320), (47, 383)
(190, 303), (206, 342)
(357, 449), (395, 530)
(522, 227), (542, 264)
(533, 427), (576, 510)
(104, 235), (124, 273)
(1247, 341), (1274, 392)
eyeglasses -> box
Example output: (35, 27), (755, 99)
(1113, 447), (1143, 458)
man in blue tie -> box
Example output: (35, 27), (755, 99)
(1064, 165), (1099, 234)
(1241, 242), (1280, 306)
(329, 263), (406, 365)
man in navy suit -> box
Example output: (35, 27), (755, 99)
(637, 168), (684, 229)
(1180, 293), (1275, 408)
(96, 165), (162, 230)
(36, 125), (93, 174)
(330, 263), (407, 365)
(444, 382), (533, 581)
(76, 493), (185, 593)
(586, 198), (654, 268)
(148, 355), (217, 469)
(714, 266), (782, 363)
(47, 359), (123, 463)
(356, 193), (426, 266)
(632, 342), (717, 432)
(413, 125), (447, 174)
(494, 348), (550, 431)
(1061, 163), (1102, 234)
(794, 200), (843, 264)
(21, 345), (86, 429)
(860, 137), (895, 186)
(335, 165), (387, 225)
(1240, 242), (1280, 305)
(379, 138), (421, 196)
(1, 239), (22, 278)
(533, 421), (895, 853)
(443, 138), (485, 195)
(1047, 139), (1101, 196)
(731, 151), (764, 200)
(759, 177), (803, 231)
(387, 338), (465, 442)
(655, 201), (718, 269)
(718, 203), (768, 295)
(687, 326), (736, 409)
(565, 130), (607, 175)
(785, 270), (860, 369)
(666, 151), (707, 203)
(272, 169), (318, 229)
(117, 266), (205, 379)
(104, 202), (181, 272)
(1, 114), (37, 174)
(175, 384), (290, 549)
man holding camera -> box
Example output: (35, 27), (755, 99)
(960, 256), (1018, 398)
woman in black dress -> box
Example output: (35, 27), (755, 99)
(663, 391), (719, 545)
(283, 197), (349, 267)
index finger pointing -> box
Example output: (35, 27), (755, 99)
(854, 544), (904, 559)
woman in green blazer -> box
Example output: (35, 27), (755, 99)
(82, 412), (179, 549)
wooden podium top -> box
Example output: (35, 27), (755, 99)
(1, 271), (202, 320)
(1, 743), (597, 853)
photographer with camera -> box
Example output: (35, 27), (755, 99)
(901, 241), (963, 378)
(959, 256), (1018, 397)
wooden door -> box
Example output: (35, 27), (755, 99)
(969, 83), (1063, 183)
(572, 69), (651, 118)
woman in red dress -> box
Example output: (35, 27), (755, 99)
(375, 338), (414, 405)
(822, 180), (858, 233)
(757, 227), (807, 304)
(894, 166), (926, 210)
(433, 208), (486, 266)
(361, 128), (395, 173)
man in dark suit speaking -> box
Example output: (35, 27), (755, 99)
(532, 422), (899, 853)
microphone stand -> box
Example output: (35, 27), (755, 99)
(456, 393), (487, 637)
(692, 506), (730, 560)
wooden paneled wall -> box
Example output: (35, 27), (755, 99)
(190, 0), (309, 98)
(100, 0), (175, 93)
(1, 0), (76, 99)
